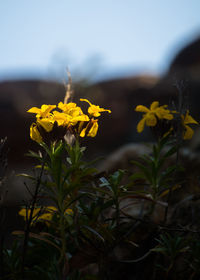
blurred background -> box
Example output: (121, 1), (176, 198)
(1, 0), (200, 81)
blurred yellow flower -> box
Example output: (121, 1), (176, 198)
(27, 104), (56, 118)
(19, 206), (73, 226)
(80, 98), (111, 117)
(65, 208), (73, 216)
(135, 101), (174, 133)
(181, 110), (198, 140)
(19, 207), (41, 225)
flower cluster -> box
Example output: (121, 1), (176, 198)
(19, 206), (73, 226)
(135, 101), (198, 140)
(27, 99), (111, 144)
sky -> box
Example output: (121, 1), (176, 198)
(0, 0), (200, 82)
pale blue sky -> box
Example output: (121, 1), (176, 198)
(1, 0), (200, 81)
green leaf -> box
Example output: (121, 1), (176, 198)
(16, 173), (35, 180)
(82, 225), (105, 243)
(26, 150), (43, 160)
(129, 172), (146, 181)
(109, 170), (125, 186)
(131, 160), (152, 183)
(99, 176), (109, 187)
(163, 145), (178, 159)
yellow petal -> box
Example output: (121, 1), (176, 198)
(137, 117), (146, 133)
(69, 114), (89, 125)
(183, 125), (194, 140)
(18, 208), (27, 218)
(184, 111), (198, 125)
(79, 120), (99, 137)
(30, 123), (43, 143)
(27, 107), (41, 114)
(80, 127), (87, 137)
(27, 105), (56, 118)
(145, 113), (157, 126)
(69, 107), (84, 118)
(150, 101), (159, 110)
(88, 106), (101, 117)
(38, 213), (53, 221)
(37, 118), (54, 132)
(163, 112), (174, 120)
(156, 108), (174, 120)
(40, 105), (56, 117)
(135, 105), (149, 113)
(87, 120), (98, 137)
(46, 206), (57, 213)
(52, 111), (69, 126)
(58, 102), (77, 112)
(58, 102), (84, 118)
(80, 98), (92, 106)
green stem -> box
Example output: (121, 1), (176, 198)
(56, 186), (69, 277)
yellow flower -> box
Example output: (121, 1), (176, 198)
(30, 123), (43, 143)
(80, 119), (99, 137)
(135, 101), (174, 133)
(19, 206), (73, 226)
(181, 110), (198, 140)
(27, 104), (56, 118)
(80, 98), (111, 117)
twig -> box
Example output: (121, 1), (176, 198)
(21, 154), (46, 279)
(63, 68), (73, 104)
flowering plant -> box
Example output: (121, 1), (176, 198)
(2, 83), (200, 280)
